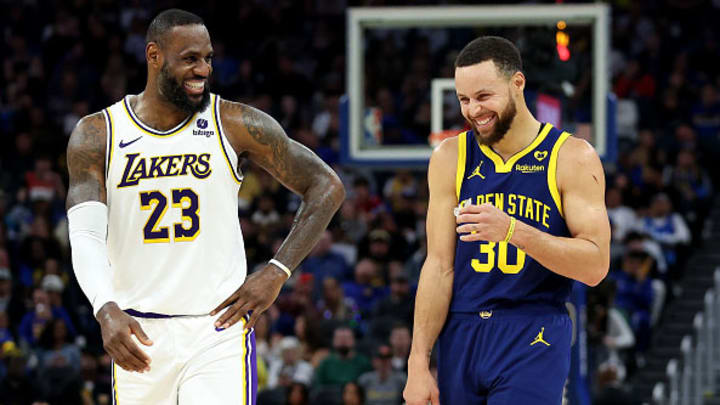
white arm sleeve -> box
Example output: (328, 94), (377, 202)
(68, 201), (114, 316)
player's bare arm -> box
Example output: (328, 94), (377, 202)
(456, 137), (610, 286)
(404, 138), (458, 405)
(67, 113), (153, 373)
(211, 100), (345, 329)
(66, 112), (107, 208)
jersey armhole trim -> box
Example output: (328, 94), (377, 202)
(213, 95), (243, 185)
(103, 108), (113, 180)
(456, 131), (467, 201)
(548, 131), (572, 217)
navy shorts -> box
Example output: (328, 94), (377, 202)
(438, 304), (572, 405)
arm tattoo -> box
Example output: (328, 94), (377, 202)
(221, 100), (346, 270)
(66, 112), (108, 209)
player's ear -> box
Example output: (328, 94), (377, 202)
(146, 42), (162, 68)
(512, 71), (526, 92)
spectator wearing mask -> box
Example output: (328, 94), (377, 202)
(314, 326), (371, 388)
(358, 344), (406, 405)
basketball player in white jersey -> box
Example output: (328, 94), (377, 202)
(65, 9), (345, 404)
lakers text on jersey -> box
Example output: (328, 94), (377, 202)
(103, 94), (246, 315)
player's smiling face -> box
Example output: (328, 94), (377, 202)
(455, 60), (518, 146)
(157, 24), (213, 114)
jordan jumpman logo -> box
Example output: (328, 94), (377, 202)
(530, 327), (550, 346)
(467, 161), (486, 180)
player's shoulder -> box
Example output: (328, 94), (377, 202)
(71, 111), (107, 143)
(557, 135), (601, 168)
(556, 135), (604, 188)
(431, 132), (462, 162)
(217, 97), (277, 133)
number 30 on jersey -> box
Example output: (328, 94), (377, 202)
(472, 242), (526, 274)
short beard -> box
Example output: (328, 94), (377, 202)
(472, 95), (517, 146)
(158, 63), (210, 114)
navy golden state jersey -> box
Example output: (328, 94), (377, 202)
(451, 123), (572, 312)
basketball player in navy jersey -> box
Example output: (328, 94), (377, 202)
(403, 36), (610, 404)
(66, 9), (344, 404)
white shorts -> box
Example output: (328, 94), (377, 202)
(111, 312), (256, 405)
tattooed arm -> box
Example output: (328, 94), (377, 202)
(66, 112), (107, 208)
(211, 100), (345, 329)
(67, 113), (153, 373)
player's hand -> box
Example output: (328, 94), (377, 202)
(210, 264), (286, 330)
(455, 203), (512, 242)
(404, 360), (440, 405)
(96, 302), (153, 373)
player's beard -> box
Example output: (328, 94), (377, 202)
(158, 63), (210, 114)
(472, 95), (517, 146)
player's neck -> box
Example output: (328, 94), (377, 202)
(490, 110), (541, 160)
(132, 90), (192, 132)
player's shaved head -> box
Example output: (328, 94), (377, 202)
(455, 36), (522, 78)
(146, 8), (204, 47)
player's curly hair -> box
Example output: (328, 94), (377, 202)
(455, 36), (522, 78)
(146, 9), (204, 46)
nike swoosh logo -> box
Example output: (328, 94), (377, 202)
(119, 136), (142, 148)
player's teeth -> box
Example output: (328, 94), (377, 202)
(185, 81), (203, 89)
(478, 117), (491, 125)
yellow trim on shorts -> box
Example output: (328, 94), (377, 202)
(456, 131), (467, 201)
(113, 362), (119, 404)
(548, 131), (572, 217)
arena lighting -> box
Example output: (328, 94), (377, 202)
(556, 21), (571, 61)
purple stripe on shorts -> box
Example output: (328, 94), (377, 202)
(124, 309), (175, 318)
(251, 329), (257, 405)
(111, 360), (116, 405)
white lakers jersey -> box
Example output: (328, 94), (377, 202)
(103, 93), (246, 315)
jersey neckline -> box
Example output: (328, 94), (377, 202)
(477, 122), (552, 173)
(122, 95), (198, 137)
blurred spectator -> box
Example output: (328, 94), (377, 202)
(341, 381), (366, 405)
(371, 264), (415, 328)
(638, 193), (691, 271)
(0, 267), (24, 330)
(691, 83), (720, 139)
(351, 178), (382, 222)
(388, 324), (411, 373)
(611, 250), (654, 352)
(24, 156), (65, 204)
(36, 318), (82, 403)
(314, 326), (371, 388)
(342, 259), (388, 316)
(317, 277), (359, 324)
(357, 344), (406, 405)
(606, 186), (638, 244)
(664, 148), (713, 237)
(285, 382), (309, 405)
(0, 347), (36, 404)
(302, 231), (351, 298)
(267, 336), (314, 389)
(0, 311), (12, 345)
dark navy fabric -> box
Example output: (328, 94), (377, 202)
(452, 123), (573, 313)
(438, 306), (572, 404)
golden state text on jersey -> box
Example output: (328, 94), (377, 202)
(452, 123), (573, 312)
(101, 93), (247, 315)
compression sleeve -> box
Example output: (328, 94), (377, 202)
(68, 201), (114, 316)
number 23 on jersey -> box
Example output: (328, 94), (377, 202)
(139, 188), (200, 243)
